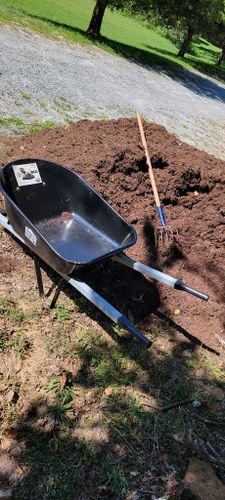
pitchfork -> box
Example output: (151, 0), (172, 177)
(136, 112), (178, 244)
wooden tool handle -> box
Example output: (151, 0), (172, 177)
(136, 111), (161, 208)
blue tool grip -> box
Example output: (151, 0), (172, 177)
(157, 206), (166, 226)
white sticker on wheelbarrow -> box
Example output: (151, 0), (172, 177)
(13, 163), (42, 186)
(25, 227), (37, 246)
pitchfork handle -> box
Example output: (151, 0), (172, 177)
(136, 111), (161, 210)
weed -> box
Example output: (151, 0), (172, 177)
(49, 391), (74, 423)
(52, 97), (73, 112)
(26, 120), (56, 133)
(8, 331), (31, 358)
(44, 328), (70, 354)
(21, 92), (32, 100)
(51, 303), (72, 323)
(0, 330), (7, 352)
(0, 116), (24, 127)
(43, 376), (74, 423)
(39, 99), (47, 110)
(185, 357), (198, 371)
(5, 402), (18, 422)
(23, 109), (33, 116)
(65, 115), (74, 124)
(76, 437), (97, 465)
(0, 296), (24, 322)
(101, 463), (128, 495)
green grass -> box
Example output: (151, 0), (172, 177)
(0, 0), (224, 82)
(8, 331), (31, 358)
(0, 114), (57, 134)
(0, 296), (25, 322)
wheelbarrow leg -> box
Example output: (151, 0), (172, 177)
(61, 274), (151, 348)
(34, 257), (44, 299)
(50, 278), (64, 309)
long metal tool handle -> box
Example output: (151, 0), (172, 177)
(113, 253), (208, 302)
(136, 111), (166, 226)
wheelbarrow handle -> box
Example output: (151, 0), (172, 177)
(63, 274), (152, 348)
(174, 280), (208, 301)
(113, 254), (208, 301)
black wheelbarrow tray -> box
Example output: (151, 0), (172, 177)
(0, 158), (208, 348)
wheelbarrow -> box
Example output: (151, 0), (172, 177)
(0, 158), (208, 348)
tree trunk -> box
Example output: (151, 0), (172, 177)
(86, 0), (108, 37)
(177, 26), (194, 58)
(216, 46), (225, 65)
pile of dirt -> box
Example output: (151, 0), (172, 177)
(1, 118), (225, 350)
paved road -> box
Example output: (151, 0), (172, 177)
(1, 24), (225, 159)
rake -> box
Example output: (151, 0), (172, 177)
(136, 111), (178, 243)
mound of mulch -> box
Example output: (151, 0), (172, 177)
(1, 118), (225, 351)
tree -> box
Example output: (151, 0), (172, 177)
(216, 45), (225, 64)
(150, 0), (224, 58)
(203, 5), (225, 65)
(86, 0), (149, 36)
(86, 0), (108, 36)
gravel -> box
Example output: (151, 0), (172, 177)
(1, 24), (225, 159)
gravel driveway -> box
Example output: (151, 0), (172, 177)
(1, 24), (225, 159)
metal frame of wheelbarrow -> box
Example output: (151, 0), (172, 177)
(0, 211), (208, 349)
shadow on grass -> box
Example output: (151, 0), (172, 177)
(17, 11), (225, 102)
(7, 336), (225, 499)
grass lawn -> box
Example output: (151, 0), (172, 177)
(0, 0), (224, 82)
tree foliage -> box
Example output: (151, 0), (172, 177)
(150, 0), (224, 57)
(202, 2), (225, 64)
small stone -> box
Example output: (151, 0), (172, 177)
(0, 489), (13, 499)
(192, 400), (201, 408)
(6, 390), (18, 404)
(126, 492), (139, 500)
(184, 458), (225, 500)
(103, 387), (113, 397)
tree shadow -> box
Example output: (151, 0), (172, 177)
(144, 44), (225, 101)
(5, 337), (225, 498)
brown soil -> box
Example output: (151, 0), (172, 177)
(0, 118), (225, 351)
